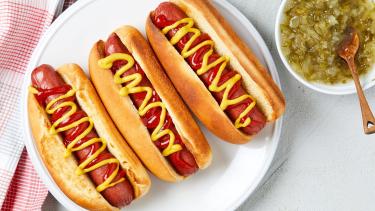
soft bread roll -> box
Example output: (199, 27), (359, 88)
(28, 64), (150, 210)
(145, 0), (285, 143)
(89, 26), (212, 182)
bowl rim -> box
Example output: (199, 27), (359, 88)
(274, 0), (375, 95)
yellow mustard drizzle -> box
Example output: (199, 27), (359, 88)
(30, 86), (124, 192)
(98, 53), (182, 157)
(162, 18), (257, 128)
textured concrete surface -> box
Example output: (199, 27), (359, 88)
(232, 0), (375, 210)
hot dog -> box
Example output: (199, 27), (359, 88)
(89, 26), (212, 182)
(153, 2), (267, 136)
(104, 33), (198, 176)
(146, 0), (286, 144)
(28, 64), (150, 210)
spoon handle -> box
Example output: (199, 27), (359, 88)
(347, 58), (375, 134)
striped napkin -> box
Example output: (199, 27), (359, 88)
(0, 0), (76, 210)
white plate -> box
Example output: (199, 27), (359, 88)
(275, 0), (375, 95)
(21, 0), (283, 210)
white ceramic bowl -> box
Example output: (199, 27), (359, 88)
(275, 0), (375, 95)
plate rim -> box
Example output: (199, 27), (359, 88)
(21, 0), (284, 210)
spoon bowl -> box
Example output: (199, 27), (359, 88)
(337, 27), (360, 63)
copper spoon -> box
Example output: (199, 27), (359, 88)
(337, 27), (375, 134)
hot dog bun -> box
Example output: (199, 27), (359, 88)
(146, 0), (285, 143)
(89, 26), (212, 182)
(28, 64), (150, 210)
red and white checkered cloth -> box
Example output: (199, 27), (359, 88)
(0, 0), (76, 210)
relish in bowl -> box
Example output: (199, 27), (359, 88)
(280, 0), (375, 84)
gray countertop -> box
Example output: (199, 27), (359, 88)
(43, 0), (375, 210)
